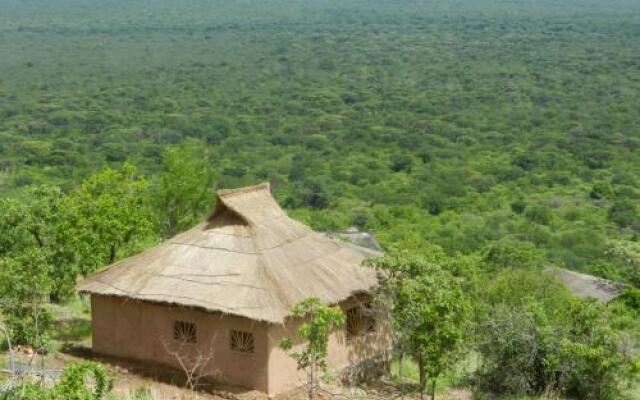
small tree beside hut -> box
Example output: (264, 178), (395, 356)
(280, 298), (346, 400)
(368, 247), (470, 400)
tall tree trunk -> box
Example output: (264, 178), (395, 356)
(0, 324), (15, 375)
(167, 214), (176, 238)
(109, 243), (117, 264)
(431, 379), (436, 400)
(399, 352), (404, 400)
(419, 357), (426, 400)
(32, 228), (44, 248)
(308, 354), (316, 400)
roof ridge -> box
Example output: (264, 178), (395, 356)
(77, 182), (379, 323)
(217, 182), (270, 198)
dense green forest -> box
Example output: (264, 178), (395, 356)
(1, 0), (640, 283)
(0, 1), (639, 399)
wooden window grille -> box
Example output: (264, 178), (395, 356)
(230, 330), (255, 353)
(174, 321), (197, 343)
(346, 303), (376, 339)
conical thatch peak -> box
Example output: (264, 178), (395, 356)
(209, 182), (283, 226)
(77, 183), (380, 323)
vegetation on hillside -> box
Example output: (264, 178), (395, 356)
(0, 0), (639, 399)
(1, 0), (639, 283)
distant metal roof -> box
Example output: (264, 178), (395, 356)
(324, 227), (383, 254)
(553, 268), (625, 303)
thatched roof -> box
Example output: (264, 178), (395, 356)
(77, 183), (381, 323)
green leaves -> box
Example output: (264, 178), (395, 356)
(0, 362), (114, 400)
(286, 298), (345, 371)
(62, 163), (152, 262)
(482, 238), (546, 270)
(50, 164), (154, 297)
(368, 245), (472, 397)
(153, 140), (217, 238)
(0, 248), (53, 348)
(53, 362), (114, 400)
(281, 297), (345, 398)
(0, 164), (157, 342)
(477, 269), (639, 399)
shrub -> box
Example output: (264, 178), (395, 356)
(0, 362), (114, 400)
(608, 201), (638, 228)
(482, 238), (545, 269)
(524, 204), (554, 225)
(476, 272), (638, 400)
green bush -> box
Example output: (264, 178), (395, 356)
(476, 271), (638, 400)
(0, 362), (114, 400)
(609, 201), (639, 228)
(482, 239), (545, 269)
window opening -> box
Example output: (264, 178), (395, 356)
(230, 330), (255, 353)
(174, 321), (197, 343)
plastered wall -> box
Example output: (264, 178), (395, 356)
(90, 294), (390, 395)
(265, 295), (392, 395)
(90, 295), (270, 391)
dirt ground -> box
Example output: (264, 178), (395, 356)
(2, 348), (472, 400)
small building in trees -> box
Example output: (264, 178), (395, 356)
(77, 183), (389, 395)
(554, 268), (624, 302)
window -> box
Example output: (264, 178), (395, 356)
(346, 303), (376, 339)
(174, 321), (197, 343)
(230, 330), (254, 353)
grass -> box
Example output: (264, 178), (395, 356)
(389, 355), (477, 398)
(629, 381), (640, 400)
(48, 296), (92, 349)
(48, 295), (90, 321)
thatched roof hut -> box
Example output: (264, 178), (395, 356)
(77, 183), (389, 394)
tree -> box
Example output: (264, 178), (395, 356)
(561, 300), (639, 400)
(605, 240), (640, 287)
(482, 238), (546, 270)
(54, 164), (153, 296)
(153, 141), (217, 238)
(280, 298), (345, 400)
(476, 269), (639, 400)
(0, 169), (153, 300)
(608, 200), (638, 229)
(161, 335), (220, 396)
(524, 204), (554, 226)
(0, 186), (62, 256)
(0, 321), (16, 376)
(0, 248), (52, 349)
(368, 247), (470, 400)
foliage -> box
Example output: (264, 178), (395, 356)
(0, 248), (52, 348)
(0, 1), (639, 398)
(0, 165), (154, 301)
(53, 362), (114, 400)
(618, 287), (640, 311)
(608, 201), (639, 229)
(57, 163), (153, 271)
(153, 140), (217, 238)
(604, 240), (640, 287)
(280, 297), (345, 400)
(482, 238), (546, 270)
(0, 0), (639, 286)
(0, 361), (114, 400)
(0, 186), (62, 256)
(368, 246), (471, 400)
(476, 269), (639, 400)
